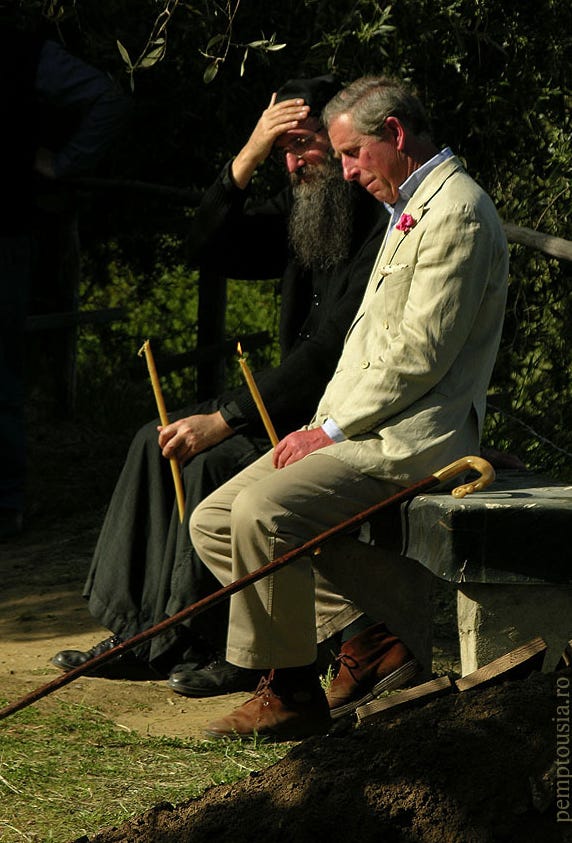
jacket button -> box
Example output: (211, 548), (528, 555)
(383, 320), (389, 329)
(360, 360), (370, 369)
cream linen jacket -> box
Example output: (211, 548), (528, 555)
(310, 155), (509, 482)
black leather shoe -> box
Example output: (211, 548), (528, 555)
(168, 658), (264, 697)
(51, 635), (161, 680)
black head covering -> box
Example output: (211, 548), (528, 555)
(275, 74), (340, 119)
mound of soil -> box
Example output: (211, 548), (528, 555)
(78, 670), (564, 843)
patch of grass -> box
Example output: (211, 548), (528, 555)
(0, 699), (291, 842)
(320, 663), (335, 692)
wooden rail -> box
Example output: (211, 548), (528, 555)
(128, 331), (272, 378)
(503, 223), (572, 263)
(25, 307), (126, 332)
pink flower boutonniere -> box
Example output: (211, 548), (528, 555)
(395, 213), (417, 234)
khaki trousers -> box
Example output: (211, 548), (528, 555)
(190, 450), (400, 669)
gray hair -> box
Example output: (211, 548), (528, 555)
(322, 76), (432, 141)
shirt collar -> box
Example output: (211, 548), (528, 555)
(384, 147), (454, 224)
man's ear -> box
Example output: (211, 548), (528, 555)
(384, 116), (406, 151)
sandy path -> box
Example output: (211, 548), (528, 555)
(0, 517), (248, 738)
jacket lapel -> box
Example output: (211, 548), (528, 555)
(383, 155), (464, 265)
(349, 155), (466, 328)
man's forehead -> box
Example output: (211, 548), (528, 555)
(327, 113), (363, 152)
(275, 117), (327, 148)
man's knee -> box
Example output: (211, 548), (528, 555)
(231, 483), (273, 534)
(131, 416), (161, 450)
(190, 483), (269, 552)
(189, 500), (208, 554)
(189, 494), (229, 565)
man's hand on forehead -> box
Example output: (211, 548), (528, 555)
(231, 94), (310, 187)
(242, 96), (310, 163)
(264, 92), (311, 136)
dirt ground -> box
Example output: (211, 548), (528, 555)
(0, 417), (257, 739)
(1, 421), (567, 842)
(0, 511), (254, 739)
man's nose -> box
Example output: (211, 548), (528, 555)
(285, 151), (306, 173)
(341, 154), (358, 181)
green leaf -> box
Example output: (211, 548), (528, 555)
(116, 40), (132, 70)
(240, 47), (249, 77)
(203, 61), (219, 84)
(206, 33), (226, 52)
(139, 43), (167, 68)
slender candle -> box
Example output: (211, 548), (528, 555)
(138, 339), (186, 522)
(237, 342), (279, 446)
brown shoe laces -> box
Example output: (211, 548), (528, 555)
(248, 673), (275, 705)
(336, 652), (361, 674)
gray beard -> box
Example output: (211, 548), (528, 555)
(288, 157), (355, 272)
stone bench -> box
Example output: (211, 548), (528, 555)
(401, 468), (572, 674)
(318, 469), (572, 679)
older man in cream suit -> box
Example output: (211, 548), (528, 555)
(190, 76), (509, 740)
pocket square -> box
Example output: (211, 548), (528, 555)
(379, 263), (409, 275)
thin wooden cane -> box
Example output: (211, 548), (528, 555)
(0, 455), (494, 722)
(138, 339), (186, 522)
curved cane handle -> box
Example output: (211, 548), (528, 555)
(433, 455), (495, 499)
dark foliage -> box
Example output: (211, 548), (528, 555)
(15, 0), (572, 476)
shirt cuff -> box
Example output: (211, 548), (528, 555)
(321, 418), (346, 442)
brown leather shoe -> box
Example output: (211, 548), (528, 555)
(204, 671), (332, 741)
(326, 623), (419, 719)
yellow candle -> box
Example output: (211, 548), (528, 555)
(237, 342), (279, 446)
(138, 339), (186, 522)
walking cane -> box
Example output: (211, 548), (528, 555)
(0, 455), (494, 723)
(138, 340), (186, 522)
